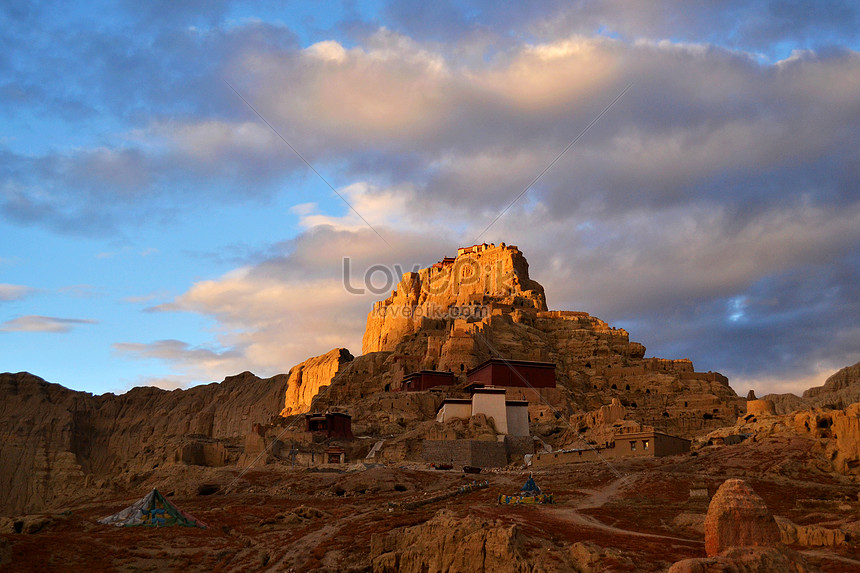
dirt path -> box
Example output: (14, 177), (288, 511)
(574, 475), (632, 510)
(546, 506), (701, 544)
(552, 476), (702, 545)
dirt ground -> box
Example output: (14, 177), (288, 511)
(3, 438), (859, 572)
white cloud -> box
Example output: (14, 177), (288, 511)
(0, 284), (35, 302)
(0, 315), (98, 333)
(16, 19), (851, 397)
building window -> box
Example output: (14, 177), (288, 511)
(629, 441), (636, 451)
(643, 440), (649, 450)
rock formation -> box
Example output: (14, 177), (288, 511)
(765, 361), (860, 414)
(704, 479), (781, 556)
(668, 547), (821, 573)
(746, 399), (775, 417)
(710, 398), (860, 475)
(0, 370), (288, 515)
(280, 348), (353, 416)
(668, 478), (821, 573)
(362, 243), (547, 354)
(371, 508), (592, 572)
(0, 244), (752, 515)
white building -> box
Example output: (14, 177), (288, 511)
(436, 387), (530, 437)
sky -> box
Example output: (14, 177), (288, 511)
(1, 1), (859, 398)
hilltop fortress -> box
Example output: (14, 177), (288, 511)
(340, 243), (740, 442)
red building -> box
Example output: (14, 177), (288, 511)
(467, 359), (556, 389)
(401, 370), (456, 392)
(305, 412), (353, 439)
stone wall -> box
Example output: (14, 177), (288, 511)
(421, 440), (508, 468)
(504, 435), (534, 463)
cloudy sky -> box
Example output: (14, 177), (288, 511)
(2, 1), (859, 397)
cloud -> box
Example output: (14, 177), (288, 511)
(122, 290), (171, 304)
(113, 339), (245, 383)
(381, 1), (860, 58)
(120, 223), (457, 380)
(0, 315), (98, 333)
(0, 283), (35, 302)
(117, 173), (860, 395)
(57, 284), (106, 299)
(4, 21), (859, 238)
(5, 7), (859, 397)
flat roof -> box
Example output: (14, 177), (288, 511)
(471, 386), (507, 394)
(505, 400), (529, 406)
(467, 358), (557, 376)
(617, 430), (690, 442)
(436, 398), (472, 415)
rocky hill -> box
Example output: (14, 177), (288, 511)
(6, 242), (847, 519)
(0, 348), (350, 516)
(764, 361), (860, 415)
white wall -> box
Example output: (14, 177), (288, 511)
(437, 401), (472, 423)
(471, 389), (508, 434)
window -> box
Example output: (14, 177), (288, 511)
(643, 440), (649, 450)
(629, 441), (637, 451)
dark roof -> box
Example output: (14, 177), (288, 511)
(467, 358), (556, 376)
(305, 412), (351, 419)
(403, 370), (454, 380)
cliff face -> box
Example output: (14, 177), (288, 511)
(0, 344), (355, 515)
(281, 348), (354, 416)
(0, 364), (330, 516)
(764, 361), (860, 415)
(0, 373), (90, 518)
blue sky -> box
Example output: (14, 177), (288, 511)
(2, 1), (860, 396)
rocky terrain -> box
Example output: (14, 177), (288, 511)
(2, 244), (860, 571)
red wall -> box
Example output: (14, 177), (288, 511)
(404, 371), (455, 391)
(326, 413), (353, 439)
(468, 361), (556, 388)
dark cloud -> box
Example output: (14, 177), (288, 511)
(612, 251), (860, 386)
(5, 13), (858, 235)
(380, 1), (860, 57)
